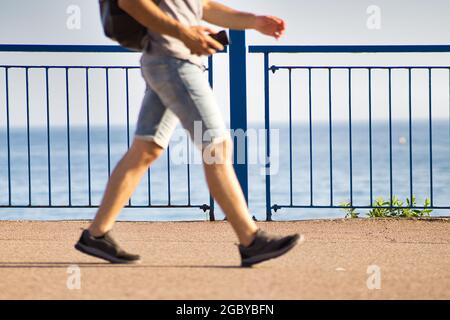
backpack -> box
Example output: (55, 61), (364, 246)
(99, 0), (160, 51)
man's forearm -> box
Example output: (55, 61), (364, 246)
(118, 0), (186, 39)
(203, 1), (257, 30)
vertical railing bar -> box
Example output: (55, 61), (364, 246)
(85, 68), (92, 206)
(167, 145), (171, 206)
(348, 68), (353, 205)
(408, 68), (413, 204)
(207, 54), (213, 84)
(308, 68), (313, 206)
(388, 69), (393, 204)
(368, 68), (373, 205)
(125, 69), (131, 149)
(25, 68), (32, 205)
(147, 169), (151, 207)
(288, 69), (293, 206)
(328, 68), (334, 206)
(65, 67), (72, 206)
(186, 137), (191, 206)
(428, 68), (433, 206)
(5, 68), (11, 205)
(208, 55), (214, 218)
(264, 53), (272, 220)
(125, 68), (132, 207)
(45, 68), (52, 206)
(208, 194), (214, 220)
(105, 68), (111, 178)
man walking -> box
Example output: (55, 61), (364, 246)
(75, 0), (299, 267)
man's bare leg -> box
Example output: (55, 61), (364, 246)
(203, 138), (258, 247)
(88, 138), (164, 237)
(203, 139), (299, 267)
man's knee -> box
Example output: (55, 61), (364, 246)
(202, 137), (233, 166)
(130, 138), (164, 166)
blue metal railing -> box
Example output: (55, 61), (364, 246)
(2, 44), (450, 221)
(0, 45), (218, 219)
(249, 45), (450, 220)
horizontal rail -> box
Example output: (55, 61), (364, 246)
(0, 204), (210, 210)
(1, 65), (141, 69)
(0, 44), (132, 53)
(270, 66), (450, 70)
(249, 45), (450, 54)
(0, 44), (227, 53)
(271, 205), (450, 210)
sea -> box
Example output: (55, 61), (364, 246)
(0, 121), (449, 221)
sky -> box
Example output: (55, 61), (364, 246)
(1, 0), (450, 45)
(0, 0), (449, 127)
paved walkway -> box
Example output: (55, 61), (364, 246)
(0, 219), (449, 299)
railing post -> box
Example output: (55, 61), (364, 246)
(229, 31), (248, 202)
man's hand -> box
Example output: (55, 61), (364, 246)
(253, 15), (286, 40)
(202, 1), (286, 40)
(180, 26), (224, 56)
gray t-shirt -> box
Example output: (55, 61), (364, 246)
(146, 0), (204, 67)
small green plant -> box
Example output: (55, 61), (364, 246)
(339, 202), (360, 218)
(341, 196), (432, 218)
(367, 197), (391, 218)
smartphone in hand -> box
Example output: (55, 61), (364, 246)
(209, 30), (229, 47)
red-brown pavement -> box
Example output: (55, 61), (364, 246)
(0, 219), (449, 299)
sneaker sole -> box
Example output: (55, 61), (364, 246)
(241, 235), (299, 267)
(74, 242), (141, 264)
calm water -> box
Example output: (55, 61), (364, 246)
(1, 121), (449, 220)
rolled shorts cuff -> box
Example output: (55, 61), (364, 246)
(134, 134), (168, 149)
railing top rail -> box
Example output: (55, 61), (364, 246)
(0, 44), (227, 53)
(249, 45), (450, 54)
(0, 44), (132, 53)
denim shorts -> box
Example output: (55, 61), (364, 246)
(135, 54), (228, 149)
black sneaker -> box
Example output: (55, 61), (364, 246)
(239, 229), (300, 267)
(74, 229), (141, 264)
